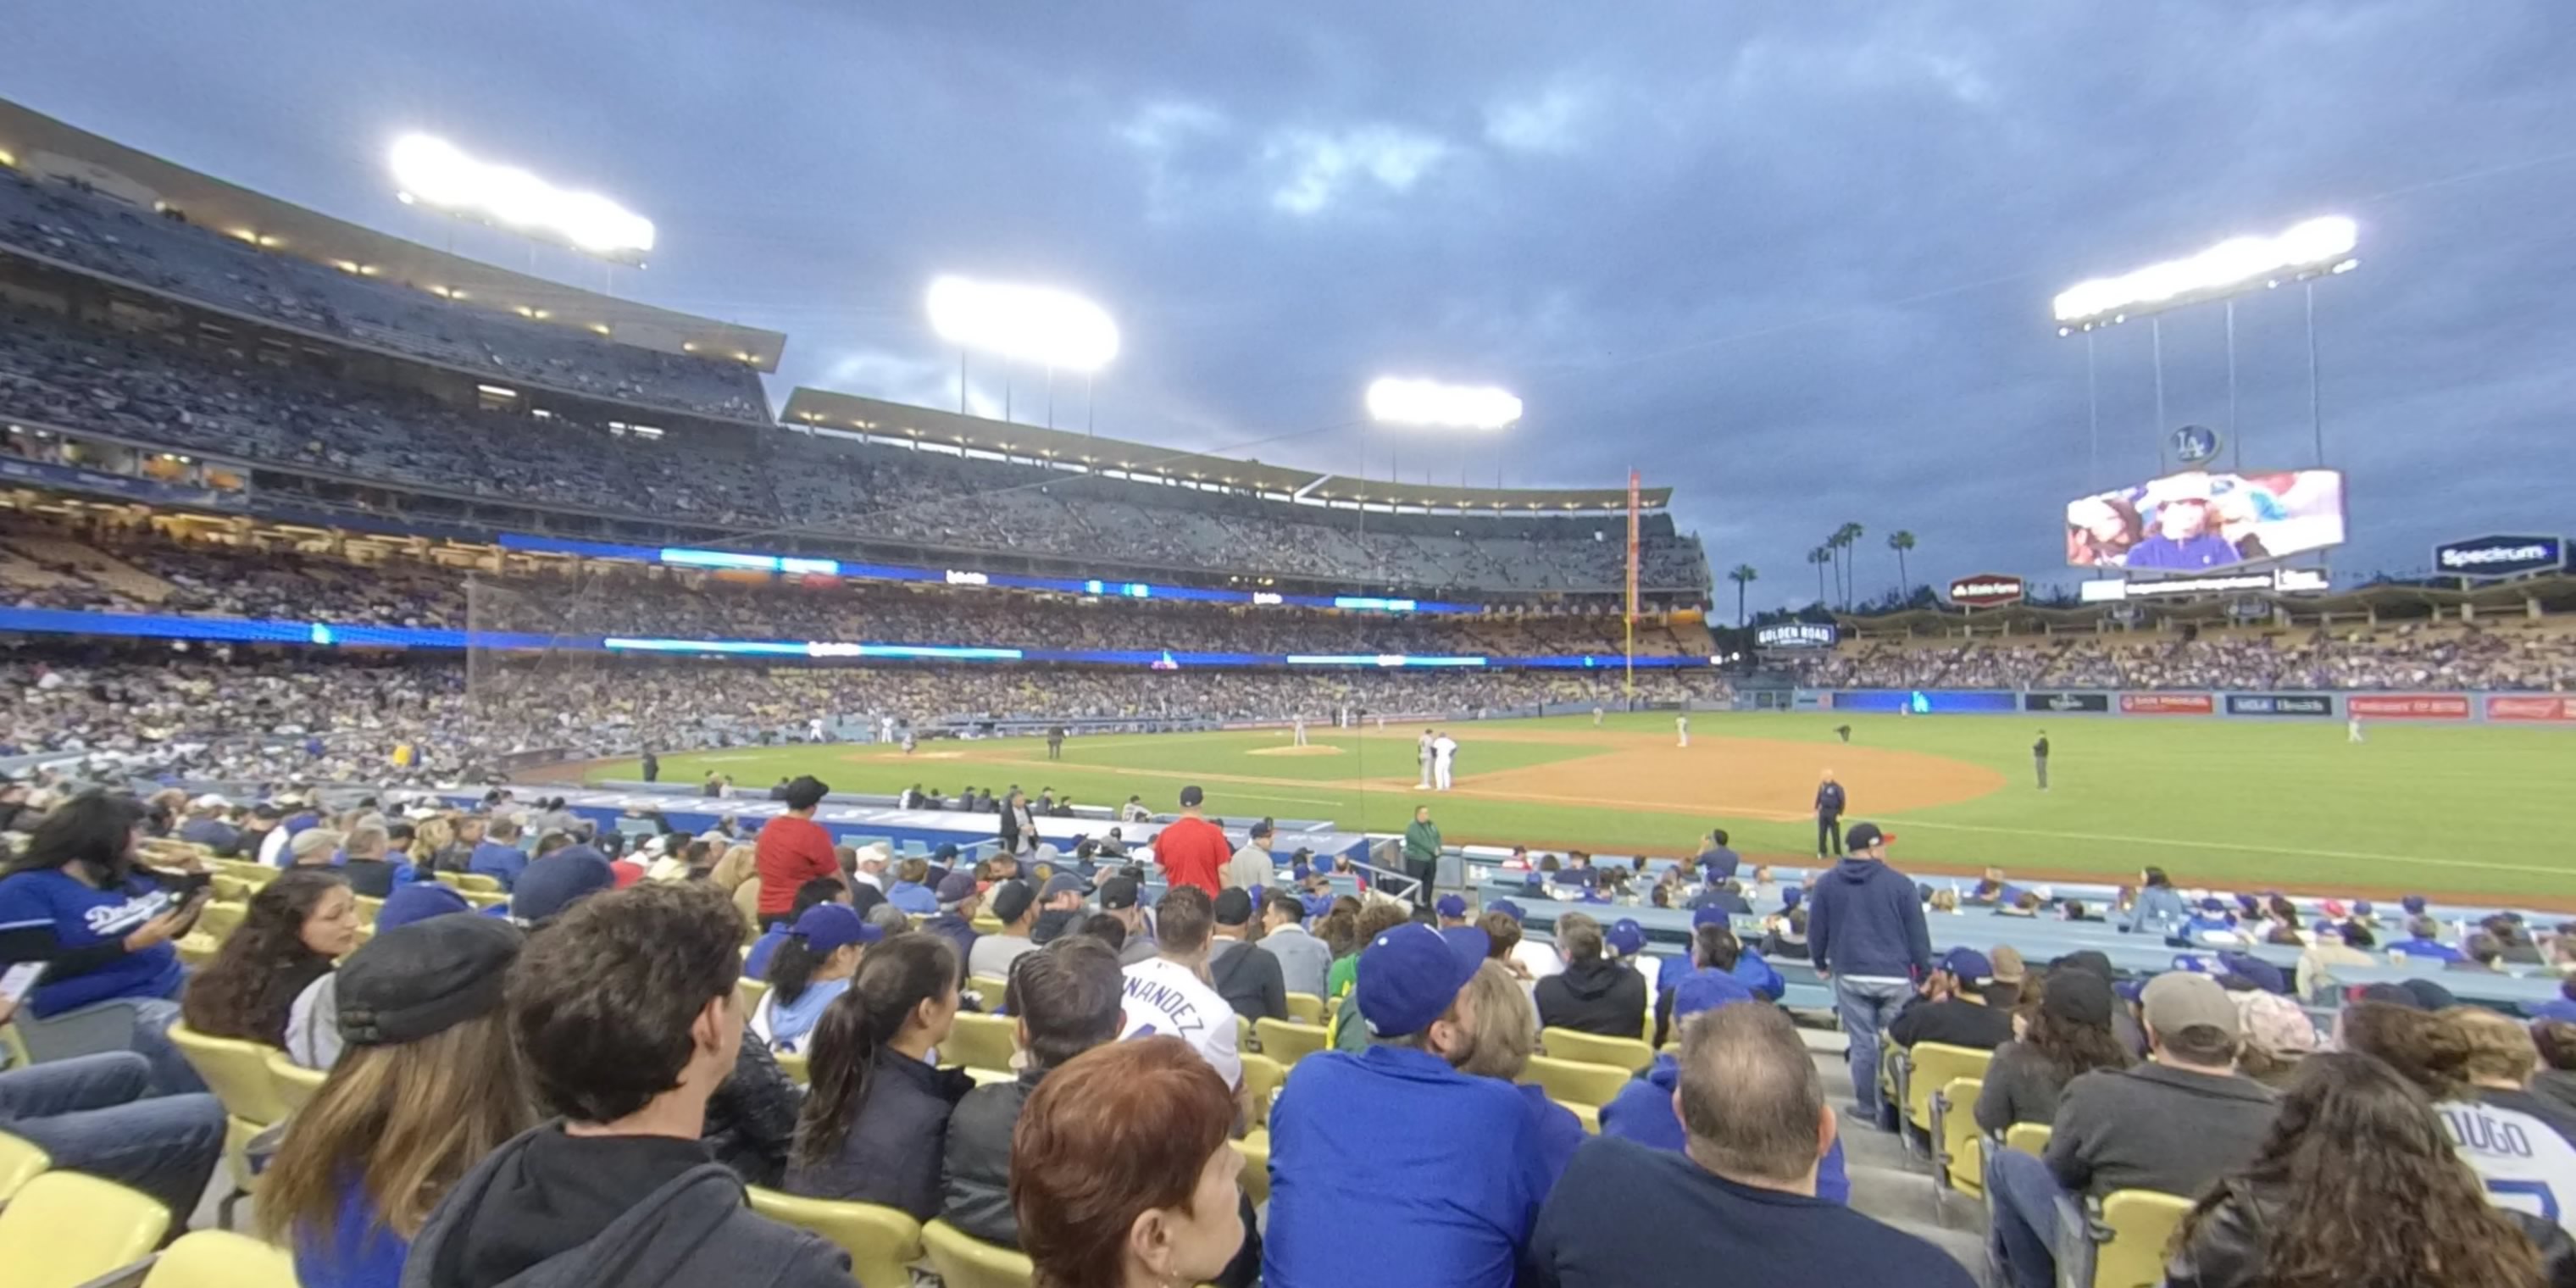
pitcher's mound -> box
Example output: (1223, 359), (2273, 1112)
(1249, 745), (1344, 758)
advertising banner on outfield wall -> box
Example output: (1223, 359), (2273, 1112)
(2024, 692), (2110, 713)
(2224, 694), (2335, 717)
(2346, 694), (2473, 719)
(2120, 693), (2215, 714)
(2487, 696), (2576, 722)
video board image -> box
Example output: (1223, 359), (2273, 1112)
(2064, 469), (2345, 572)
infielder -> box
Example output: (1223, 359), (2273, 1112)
(1431, 730), (1459, 791)
(1676, 713), (1690, 747)
(1417, 727), (1435, 789)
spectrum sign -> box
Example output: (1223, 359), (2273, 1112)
(2433, 535), (2564, 580)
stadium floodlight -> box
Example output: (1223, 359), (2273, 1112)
(2052, 215), (2356, 331)
(924, 276), (1121, 373)
(389, 133), (655, 263)
(1364, 377), (1522, 430)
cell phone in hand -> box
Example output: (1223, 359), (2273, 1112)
(1, 960), (47, 1008)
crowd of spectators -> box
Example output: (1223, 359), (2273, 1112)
(0, 168), (770, 420)
(1790, 623), (2576, 692)
(0, 645), (1731, 784)
(0, 293), (1708, 593)
(0, 514), (1706, 658)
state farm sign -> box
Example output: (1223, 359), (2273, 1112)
(1947, 573), (2026, 607)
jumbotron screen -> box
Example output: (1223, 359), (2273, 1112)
(2064, 469), (2345, 572)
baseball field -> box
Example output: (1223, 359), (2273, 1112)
(583, 711), (2575, 906)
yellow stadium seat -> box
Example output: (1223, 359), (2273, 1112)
(969, 916), (1004, 936)
(775, 1052), (810, 1085)
(943, 1012), (1019, 1074)
(1518, 1056), (1633, 1112)
(354, 896), (385, 923)
(0, 1170), (171, 1288)
(1540, 1027), (1653, 1072)
(2089, 1190), (2195, 1288)
(1252, 1019), (1327, 1066)
(1239, 1052), (1287, 1127)
(1, 1020), (30, 1069)
(210, 874), (250, 902)
(1284, 991), (1324, 1024)
(460, 889), (509, 909)
(167, 1024), (290, 1227)
(1931, 1077), (1983, 1199)
(1235, 1130), (1270, 1207)
(747, 1187), (924, 1288)
(196, 902), (247, 942)
(265, 1049), (327, 1113)
(434, 872), (502, 894)
(0, 1130), (50, 1202)
(969, 975), (1010, 1008)
(2005, 1122), (2052, 1158)
(1555, 1098), (1602, 1134)
(141, 1230), (298, 1288)
(736, 977), (770, 1017)
(177, 932), (223, 968)
(924, 1219), (1035, 1288)
(1898, 1042), (1992, 1135)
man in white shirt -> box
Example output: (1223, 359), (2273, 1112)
(1119, 886), (1242, 1090)
(1417, 728), (1435, 790)
(1487, 899), (1564, 980)
(1431, 733), (1459, 791)
(1676, 713), (1690, 747)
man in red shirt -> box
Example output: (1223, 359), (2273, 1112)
(1152, 786), (1230, 898)
(755, 775), (841, 918)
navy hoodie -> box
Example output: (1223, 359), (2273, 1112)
(1806, 858), (1932, 980)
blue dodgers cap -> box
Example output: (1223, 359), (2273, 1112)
(1357, 923), (1486, 1038)
(2171, 953), (2215, 974)
(791, 903), (882, 955)
(1435, 894), (1468, 919)
(2353, 900), (2375, 917)
(511, 847), (616, 923)
(1041, 873), (1092, 901)
(1780, 886), (1803, 910)
(1486, 900), (1524, 922)
(379, 881), (470, 930)
(2401, 895), (2427, 914)
(2217, 951), (2289, 995)
(2198, 897), (2229, 913)
(1690, 905), (1732, 930)
(1938, 947), (1993, 983)
(1673, 969), (1759, 1019)
(1607, 919), (1647, 957)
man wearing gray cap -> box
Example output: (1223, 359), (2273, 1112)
(1985, 972), (2277, 1288)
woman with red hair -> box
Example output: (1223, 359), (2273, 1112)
(1011, 1036), (1246, 1288)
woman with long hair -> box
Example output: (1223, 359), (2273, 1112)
(751, 903), (874, 1054)
(1012, 1036), (1245, 1288)
(786, 933), (970, 1216)
(1974, 969), (2129, 1133)
(182, 868), (359, 1047)
(257, 916), (533, 1288)
(0, 791), (208, 1091)
(2165, 1051), (2567, 1288)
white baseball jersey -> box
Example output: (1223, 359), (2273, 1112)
(1119, 957), (1242, 1089)
(2440, 1097), (2576, 1235)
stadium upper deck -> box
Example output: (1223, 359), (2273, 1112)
(0, 98), (1711, 599)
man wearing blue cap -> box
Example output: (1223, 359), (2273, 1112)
(1435, 893), (1471, 929)
(1807, 822), (1932, 1129)
(1888, 947), (2013, 1051)
(1604, 974), (1851, 1203)
(1265, 924), (1555, 1288)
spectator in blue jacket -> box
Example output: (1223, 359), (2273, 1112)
(2180, 897), (2242, 946)
(1805, 822), (1932, 1130)
(2390, 915), (2467, 963)
(2122, 866), (2190, 938)
(466, 814), (529, 891)
(1606, 973), (1852, 1205)
(1264, 922), (1555, 1288)
(1652, 912), (1784, 1045)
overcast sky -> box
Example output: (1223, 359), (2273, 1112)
(8, 2), (2573, 609)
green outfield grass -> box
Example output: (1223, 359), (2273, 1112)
(591, 713), (2576, 904)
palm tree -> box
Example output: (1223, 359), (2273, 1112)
(1726, 564), (1758, 625)
(1831, 522), (1865, 609)
(1807, 546), (1830, 605)
(1887, 530), (1916, 602)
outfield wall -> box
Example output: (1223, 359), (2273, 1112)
(1789, 689), (2576, 724)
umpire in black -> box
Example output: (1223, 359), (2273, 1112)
(1814, 769), (1846, 858)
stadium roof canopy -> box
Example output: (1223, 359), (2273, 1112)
(0, 98), (785, 371)
(1835, 575), (2576, 633)
(781, 388), (1671, 514)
